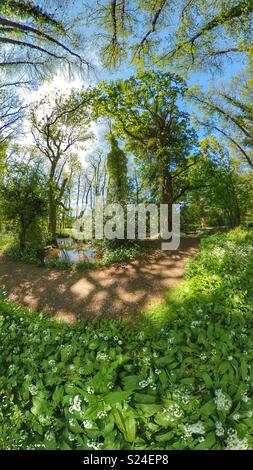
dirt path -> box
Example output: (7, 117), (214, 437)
(0, 237), (198, 322)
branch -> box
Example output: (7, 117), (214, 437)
(172, 158), (200, 179)
(111, 0), (118, 46)
(0, 36), (66, 59)
(0, 60), (45, 67)
(219, 92), (252, 117)
(0, 17), (85, 62)
(192, 94), (251, 138)
(0, 0), (64, 30)
(159, 1), (253, 61)
(199, 120), (253, 169)
(0, 80), (32, 88)
(138, 0), (167, 50)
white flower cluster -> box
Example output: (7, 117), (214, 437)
(142, 356), (151, 366)
(225, 429), (248, 450)
(29, 384), (38, 396)
(184, 421), (205, 438)
(87, 439), (103, 450)
(171, 388), (192, 406)
(44, 431), (54, 441)
(82, 419), (93, 429)
(8, 364), (16, 374)
(164, 403), (183, 421)
(113, 335), (122, 345)
(214, 389), (231, 411)
(38, 414), (52, 426)
(97, 410), (108, 419)
(96, 351), (109, 362)
(241, 392), (250, 403)
(69, 394), (82, 414)
(190, 321), (202, 328)
(215, 421), (225, 437)
(232, 413), (240, 421)
(200, 353), (207, 361)
(212, 247), (226, 259)
(48, 359), (57, 372)
(139, 377), (153, 388)
(98, 333), (108, 341)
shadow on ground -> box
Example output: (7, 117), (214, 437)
(0, 237), (198, 322)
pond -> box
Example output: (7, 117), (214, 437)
(45, 237), (96, 264)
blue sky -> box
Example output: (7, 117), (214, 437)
(22, 1), (248, 159)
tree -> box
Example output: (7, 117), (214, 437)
(30, 92), (92, 243)
(0, 0), (90, 77)
(191, 73), (253, 169)
(181, 136), (253, 229)
(0, 84), (26, 144)
(86, 0), (252, 72)
(107, 133), (129, 204)
(0, 141), (7, 174)
(0, 162), (47, 250)
(94, 71), (198, 228)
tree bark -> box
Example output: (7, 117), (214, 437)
(19, 217), (27, 251)
(48, 183), (58, 245)
(160, 169), (173, 232)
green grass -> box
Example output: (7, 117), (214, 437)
(1, 227), (253, 450)
(0, 233), (15, 252)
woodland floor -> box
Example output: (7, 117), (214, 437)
(0, 237), (198, 322)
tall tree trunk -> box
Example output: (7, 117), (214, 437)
(19, 217), (27, 251)
(160, 171), (173, 232)
(48, 183), (57, 245)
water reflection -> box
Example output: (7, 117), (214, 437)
(46, 237), (96, 264)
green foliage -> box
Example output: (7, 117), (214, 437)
(0, 0), (63, 28)
(4, 241), (143, 271)
(0, 142), (7, 174)
(0, 233), (14, 252)
(101, 244), (142, 265)
(95, 71), (198, 206)
(181, 136), (248, 229)
(89, 0), (252, 72)
(4, 244), (43, 266)
(0, 163), (47, 250)
(1, 228), (253, 449)
(45, 244), (143, 271)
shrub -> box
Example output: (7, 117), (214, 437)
(1, 228), (253, 450)
(4, 244), (43, 266)
(0, 233), (15, 252)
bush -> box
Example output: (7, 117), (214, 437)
(1, 228), (253, 450)
(101, 244), (143, 265)
(4, 244), (43, 266)
(0, 233), (15, 252)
